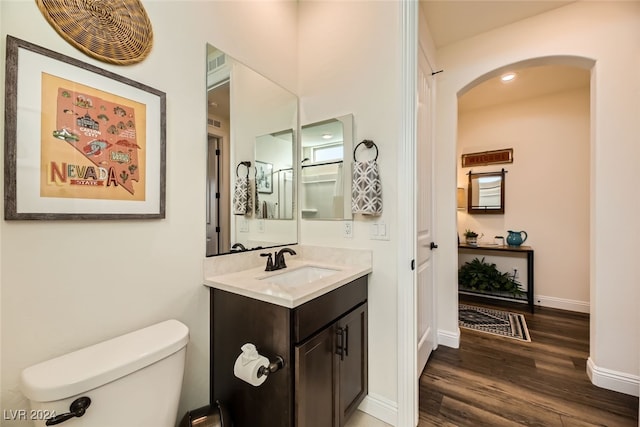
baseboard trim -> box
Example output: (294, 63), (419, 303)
(358, 393), (398, 426)
(437, 327), (460, 349)
(587, 357), (639, 397)
(535, 295), (590, 313)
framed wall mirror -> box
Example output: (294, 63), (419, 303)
(300, 114), (354, 220)
(206, 44), (298, 256)
(467, 169), (505, 214)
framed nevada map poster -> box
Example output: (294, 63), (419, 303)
(4, 35), (166, 220)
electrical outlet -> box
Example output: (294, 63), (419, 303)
(343, 221), (353, 238)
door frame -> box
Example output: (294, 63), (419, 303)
(397, 2), (419, 426)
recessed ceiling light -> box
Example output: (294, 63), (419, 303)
(322, 133), (332, 139)
(501, 72), (516, 83)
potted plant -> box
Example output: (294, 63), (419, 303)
(458, 257), (524, 297)
(463, 229), (479, 246)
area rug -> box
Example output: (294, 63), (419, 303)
(459, 304), (531, 342)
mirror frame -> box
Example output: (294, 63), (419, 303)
(467, 169), (505, 214)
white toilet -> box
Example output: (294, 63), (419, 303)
(20, 319), (189, 427)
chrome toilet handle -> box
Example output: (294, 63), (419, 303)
(45, 396), (91, 426)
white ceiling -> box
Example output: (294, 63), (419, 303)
(420, 1), (588, 110)
(420, 1), (575, 48)
(301, 120), (344, 147)
(458, 64), (590, 112)
(207, 82), (230, 121)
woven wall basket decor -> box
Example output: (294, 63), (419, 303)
(36, 0), (153, 65)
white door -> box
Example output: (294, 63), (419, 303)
(416, 48), (436, 375)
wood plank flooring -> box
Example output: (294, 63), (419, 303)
(419, 296), (639, 426)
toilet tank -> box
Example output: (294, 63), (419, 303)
(20, 319), (189, 427)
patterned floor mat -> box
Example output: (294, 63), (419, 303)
(459, 304), (531, 342)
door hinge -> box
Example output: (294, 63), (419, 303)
(215, 226), (220, 233)
(411, 259), (415, 270)
(215, 192), (220, 199)
(215, 148), (221, 156)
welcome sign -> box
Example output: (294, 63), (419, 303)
(461, 148), (513, 168)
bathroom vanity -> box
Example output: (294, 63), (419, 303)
(204, 249), (371, 427)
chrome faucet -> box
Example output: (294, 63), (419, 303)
(274, 248), (297, 270)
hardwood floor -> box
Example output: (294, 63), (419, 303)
(419, 297), (639, 426)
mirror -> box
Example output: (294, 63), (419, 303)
(206, 44), (297, 256)
(467, 169), (505, 214)
(300, 114), (354, 220)
(255, 129), (294, 220)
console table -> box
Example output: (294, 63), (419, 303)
(458, 244), (534, 313)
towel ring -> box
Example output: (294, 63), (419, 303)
(353, 139), (378, 162)
(236, 161), (251, 178)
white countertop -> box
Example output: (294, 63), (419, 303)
(203, 247), (372, 308)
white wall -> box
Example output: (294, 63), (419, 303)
(0, 1), (297, 425)
(298, 1), (403, 421)
(434, 1), (640, 394)
(457, 87), (590, 312)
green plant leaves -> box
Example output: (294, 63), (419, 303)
(458, 257), (524, 297)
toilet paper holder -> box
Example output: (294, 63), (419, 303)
(257, 355), (285, 378)
(234, 343), (285, 385)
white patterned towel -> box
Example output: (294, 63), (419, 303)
(233, 176), (250, 215)
(352, 160), (382, 215)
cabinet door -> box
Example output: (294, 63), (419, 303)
(295, 325), (339, 427)
(337, 303), (368, 426)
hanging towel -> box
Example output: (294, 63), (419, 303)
(233, 175), (250, 215)
(352, 159), (382, 215)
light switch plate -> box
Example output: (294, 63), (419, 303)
(370, 221), (390, 240)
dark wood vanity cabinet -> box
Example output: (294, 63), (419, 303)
(295, 302), (367, 427)
(211, 275), (368, 427)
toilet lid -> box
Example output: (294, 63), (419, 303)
(21, 320), (188, 402)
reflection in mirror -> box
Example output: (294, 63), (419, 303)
(206, 44), (297, 256)
(255, 129), (294, 220)
(300, 114), (354, 220)
(467, 169), (505, 214)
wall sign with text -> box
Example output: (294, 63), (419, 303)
(461, 149), (513, 168)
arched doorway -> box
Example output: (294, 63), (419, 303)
(456, 59), (592, 316)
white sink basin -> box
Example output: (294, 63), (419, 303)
(260, 266), (340, 286)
